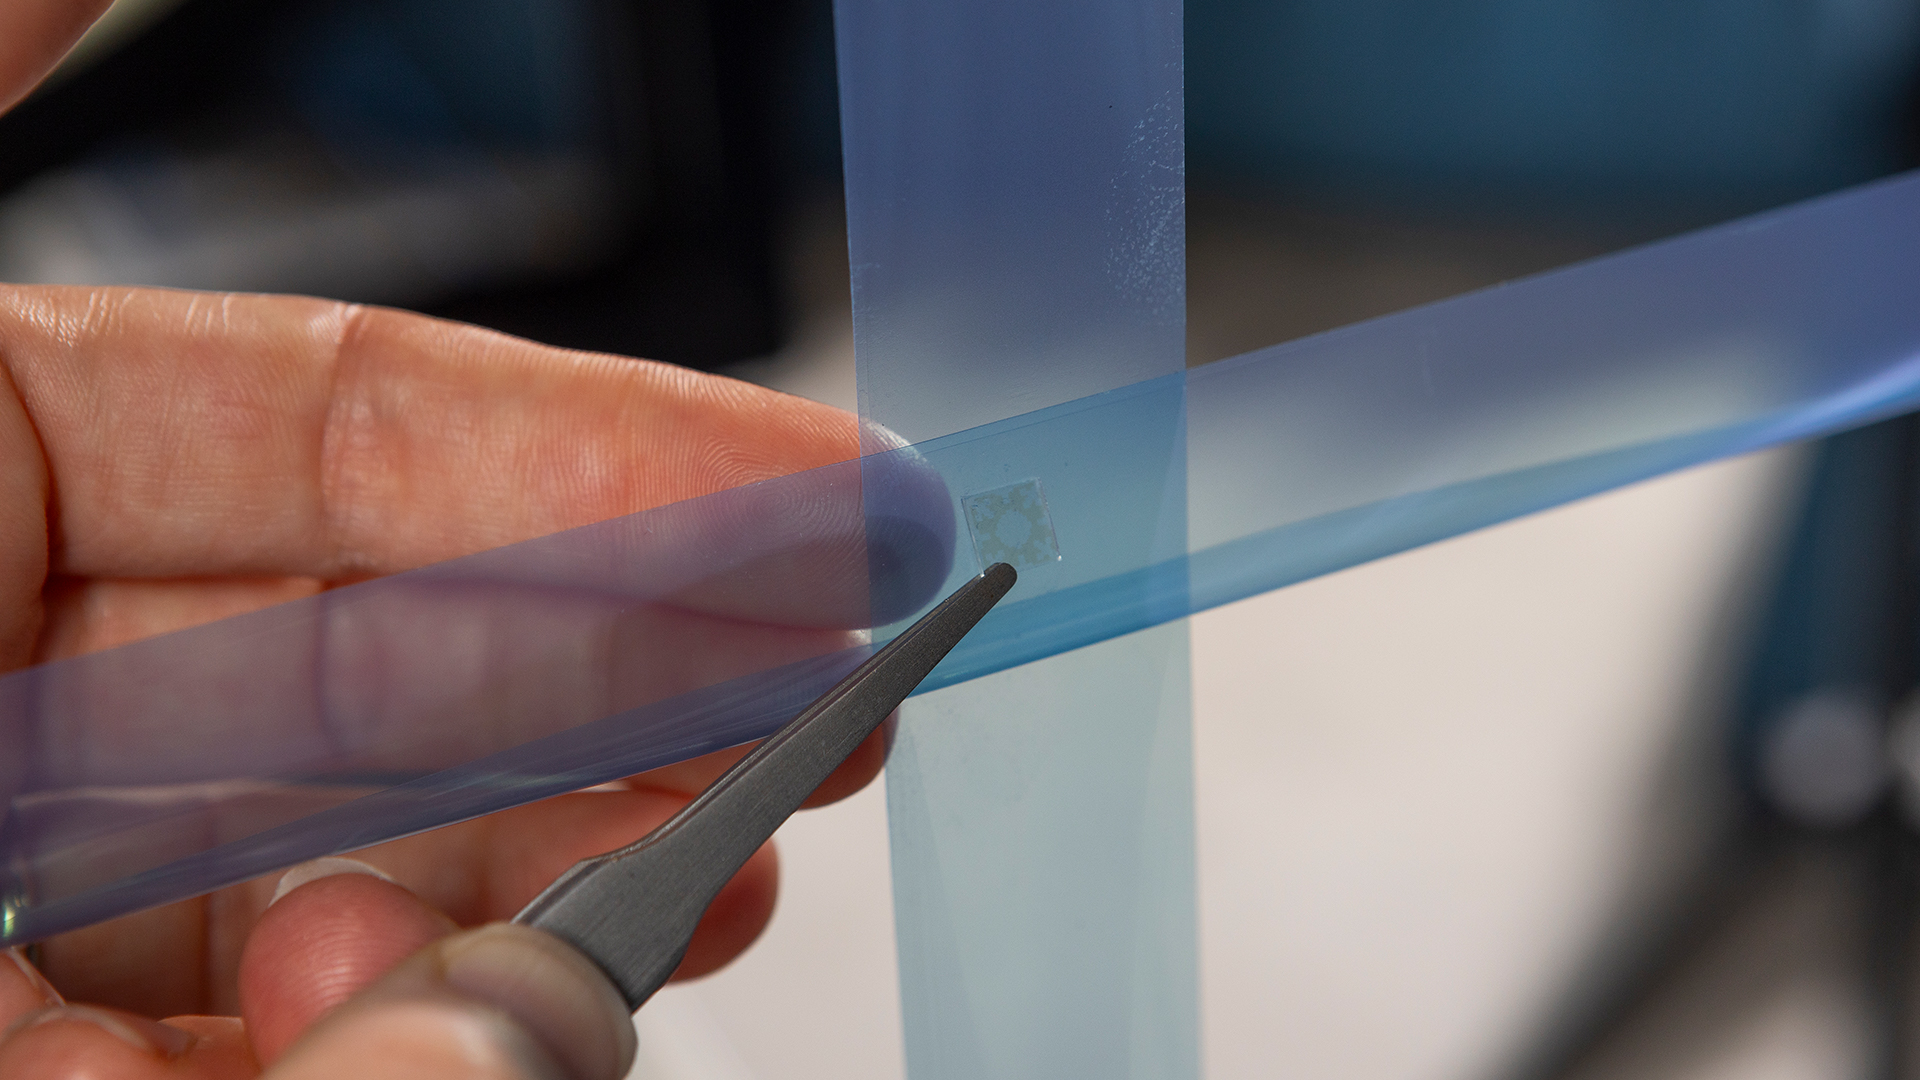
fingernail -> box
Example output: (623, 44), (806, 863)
(4, 947), (62, 1006)
(270, 857), (395, 907)
(436, 925), (636, 1080)
(12, 1005), (196, 1059)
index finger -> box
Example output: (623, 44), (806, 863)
(0, 285), (865, 582)
(0, 287), (957, 949)
(5, 283), (953, 789)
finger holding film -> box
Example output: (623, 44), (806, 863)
(0, 5), (903, 1061)
(3, 287), (951, 784)
(238, 860), (461, 1065)
(0, 285), (867, 593)
(4, 288), (939, 1016)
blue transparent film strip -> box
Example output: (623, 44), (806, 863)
(832, 0), (1186, 446)
(2, 169), (1918, 947)
(887, 170), (1920, 665)
(0, 451), (951, 943)
(830, 0), (1195, 1075)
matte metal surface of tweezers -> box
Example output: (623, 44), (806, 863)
(514, 562), (1017, 1010)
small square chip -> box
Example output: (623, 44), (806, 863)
(962, 479), (1061, 571)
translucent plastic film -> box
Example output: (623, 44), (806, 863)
(5, 168), (1920, 949)
(877, 172), (1920, 668)
(832, 0), (1184, 447)
(1179, 170), (1920, 613)
(0, 452), (958, 944)
(832, 0), (1197, 1075)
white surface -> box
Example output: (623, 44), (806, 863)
(1192, 447), (1797, 1080)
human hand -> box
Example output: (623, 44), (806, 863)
(0, 4), (892, 1074)
(2, 857), (652, 1078)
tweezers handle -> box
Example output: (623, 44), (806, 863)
(515, 563), (1017, 1009)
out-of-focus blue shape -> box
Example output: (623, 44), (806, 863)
(1189, 0), (1920, 211)
(1728, 418), (1914, 826)
(833, 0), (1198, 1076)
(4, 166), (1919, 954)
(274, 0), (601, 156)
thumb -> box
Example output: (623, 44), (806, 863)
(265, 923), (635, 1080)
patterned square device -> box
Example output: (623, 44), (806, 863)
(961, 479), (1061, 571)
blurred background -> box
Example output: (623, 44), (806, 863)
(5, 1), (1920, 1078)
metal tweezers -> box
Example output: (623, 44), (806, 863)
(513, 562), (1017, 1010)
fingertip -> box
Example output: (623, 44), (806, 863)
(276, 924), (635, 1080)
(433, 925), (636, 1080)
(860, 438), (959, 625)
(241, 861), (455, 1065)
(267, 997), (566, 1080)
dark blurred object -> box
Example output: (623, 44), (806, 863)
(0, 0), (818, 368)
(1188, 0), (1920, 222)
(432, 0), (805, 363)
(10, 0), (1916, 369)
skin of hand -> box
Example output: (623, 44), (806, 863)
(0, 4), (886, 1075)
